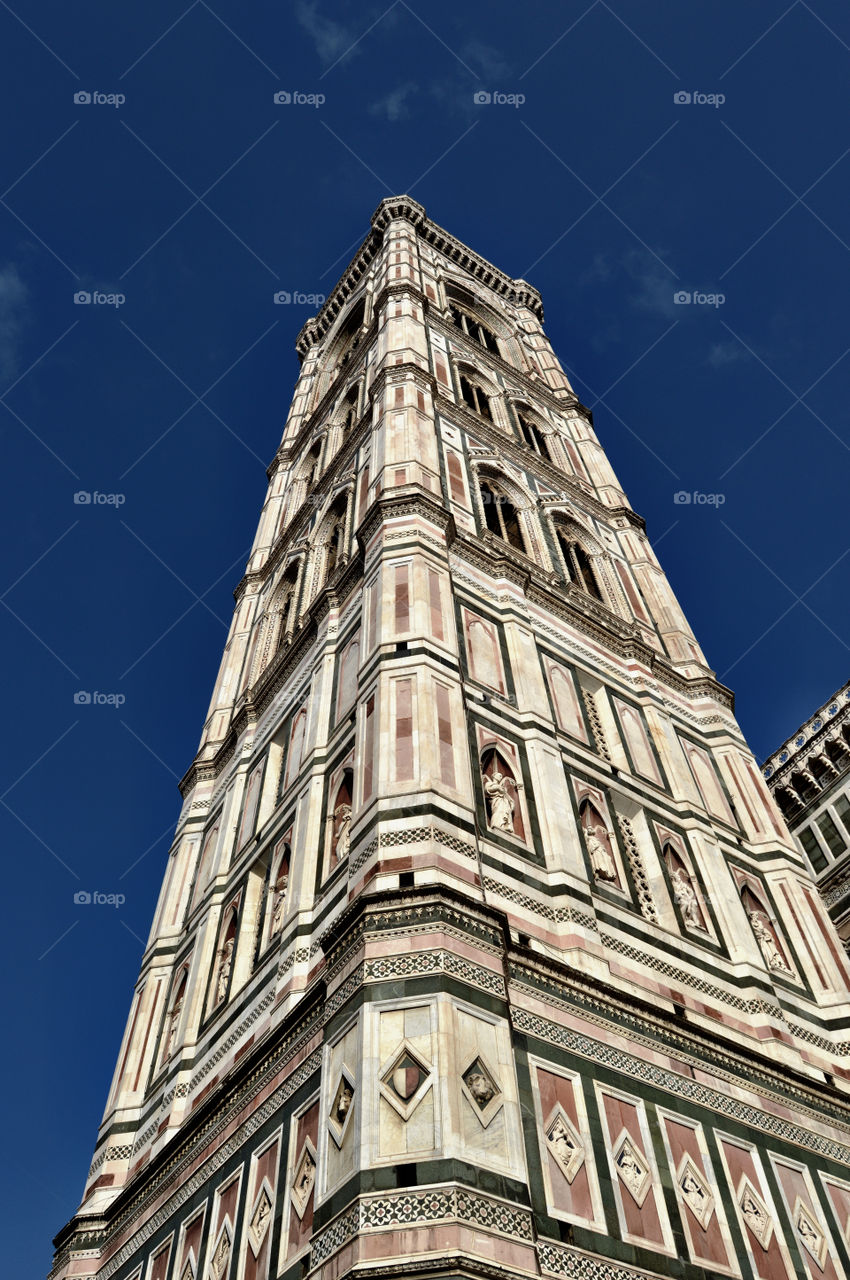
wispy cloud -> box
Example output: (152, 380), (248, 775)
(369, 81), (418, 121)
(0, 265), (29, 383)
(296, 0), (361, 66)
(707, 341), (748, 367)
(581, 249), (678, 320)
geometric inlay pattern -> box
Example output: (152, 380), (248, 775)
(612, 1129), (652, 1207)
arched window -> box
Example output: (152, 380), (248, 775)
(303, 443), (321, 493)
(459, 374), (492, 420)
(323, 498), (347, 583)
(335, 298), (366, 371)
(556, 528), (602, 600)
(481, 746), (524, 840)
(340, 383), (359, 438)
(449, 304), (500, 354)
(479, 479), (526, 553)
(518, 412), (552, 461)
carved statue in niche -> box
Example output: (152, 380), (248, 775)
(333, 803), (352, 861)
(270, 864), (288, 935)
(672, 867), (702, 929)
(748, 907), (791, 972)
(583, 811), (617, 883)
(484, 768), (519, 833)
(215, 935), (234, 1003)
(166, 987), (184, 1057)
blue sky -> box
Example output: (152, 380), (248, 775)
(2, 2), (849, 1273)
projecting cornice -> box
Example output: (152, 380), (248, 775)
(296, 195), (544, 359)
(763, 680), (850, 782)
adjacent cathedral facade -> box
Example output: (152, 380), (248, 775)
(51, 197), (850, 1280)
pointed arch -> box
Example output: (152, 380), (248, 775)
(268, 837), (291, 939)
(481, 745), (525, 840)
(212, 904), (238, 1008)
(662, 843), (705, 931)
(552, 519), (604, 601)
(164, 966), (188, 1059)
(478, 475), (528, 554)
(515, 403), (553, 461)
(740, 884), (791, 972)
(579, 797), (620, 887)
(330, 768), (354, 867)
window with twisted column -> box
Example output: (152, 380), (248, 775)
(555, 526), (603, 600)
(448, 304), (500, 354)
(479, 478), (527, 554)
(517, 411), (552, 461)
(459, 373), (493, 421)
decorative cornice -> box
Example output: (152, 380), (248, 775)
(764, 681), (850, 781)
(296, 196), (545, 360)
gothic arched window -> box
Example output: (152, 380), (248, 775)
(335, 298), (366, 371)
(460, 374), (492, 421)
(480, 479), (526, 553)
(303, 443), (321, 493)
(323, 499), (347, 584)
(449, 305), (500, 354)
(340, 383), (359, 439)
(556, 528), (602, 600)
(518, 412), (552, 461)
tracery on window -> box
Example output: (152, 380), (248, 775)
(517, 410), (552, 460)
(479, 478), (527, 554)
(460, 373), (493, 420)
(555, 526), (603, 600)
(448, 304), (500, 354)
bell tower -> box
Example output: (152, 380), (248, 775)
(52, 197), (850, 1280)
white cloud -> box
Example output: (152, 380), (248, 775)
(296, 1), (359, 66)
(369, 82), (417, 122)
(707, 341), (747, 367)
